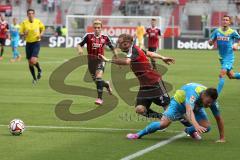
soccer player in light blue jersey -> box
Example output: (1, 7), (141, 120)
(10, 18), (21, 62)
(209, 15), (240, 94)
(126, 83), (225, 143)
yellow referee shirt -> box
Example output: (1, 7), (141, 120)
(20, 18), (45, 43)
(136, 25), (145, 40)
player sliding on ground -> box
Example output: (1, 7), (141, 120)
(77, 20), (117, 105)
(126, 83), (225, 142)
(100, 33), (174, 118)
(209, 15), (240, 94)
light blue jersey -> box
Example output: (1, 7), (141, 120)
(210, 27), (240, 70)
(163, 83), (220, 121)
(10, 24), (20, 59)
(10, 24), (20, 42)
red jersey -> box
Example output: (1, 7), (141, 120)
(127, 45), (161, 86)
(0, 21), (9, 39)
(146, 27), (161, 48)
(79, 33), (114, 59)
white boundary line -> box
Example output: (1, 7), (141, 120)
(0, 61), (66, 64)
(0, 124), (182, 133)
(120, 132), (186, 160)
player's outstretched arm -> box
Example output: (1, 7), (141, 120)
(146, 51), (175, 65)
(214, 115), (225, 143)
(77, 44), (84, 55)
(112, 48), (118, 58)
(185, 105), (207, 134)
(99, 55), (131, 65)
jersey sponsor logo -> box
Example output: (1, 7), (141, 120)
(217, 36), (230, 41)
(92, 43), (102, 49)
(150, 33), (156, 37)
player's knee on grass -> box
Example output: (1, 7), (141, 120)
(135, 105), (147, 115)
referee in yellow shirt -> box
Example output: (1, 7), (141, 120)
(20, 9), (45, 85)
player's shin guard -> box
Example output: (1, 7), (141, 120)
(34, 62), (42, 72)
(29, 64), (37, 80)
(13, 48), (19, 59)
(137, 121), (161, 138)
(96, 78), (103, 99)
(234, 73), (240, 79)
(180, 118), (192, 127)
(185, 126), (211, 135)
(217, 77), (225, 94)
(0, 47), (3, 57)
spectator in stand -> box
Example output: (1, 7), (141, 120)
(15, 0), (20, 5)
(55, 26), (62, 36)
(42, 0), (48, 11)
(48, 0), (54, 13)
(26, 0), (32, 9)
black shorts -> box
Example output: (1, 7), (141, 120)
(148, 47), (157, 52)
(88, 59), (105, 80)
(26, 41), (40, 59)
(0, 38), (6, 46)
(135, 80), (170, 109)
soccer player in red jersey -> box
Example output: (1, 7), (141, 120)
(77, 20), (117, 105)
(0, 14), (9, 61)
(100, 34), (175, 118)
(145, 18), (161, 69)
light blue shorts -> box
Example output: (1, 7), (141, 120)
(220, 59), (234, 71)
(163, 99), (208, 122)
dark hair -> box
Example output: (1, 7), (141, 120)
(223, 15), (232, 22)
(151, 18), (157, 21)
(205, 88), (218, 100)
(27, 9), (35, 14)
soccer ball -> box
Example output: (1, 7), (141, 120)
(9, 119), (25, 136)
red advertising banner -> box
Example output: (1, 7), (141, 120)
(87, 26), (180, 38)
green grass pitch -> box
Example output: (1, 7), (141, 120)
(0, 47), (239, 160)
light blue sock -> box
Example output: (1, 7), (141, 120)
(217, 77), (225, 94)
(137, 121), (161, 138)
(13, 48), (19, 59)
(185, 126), (196, 135)
(234, 73), (240, 79)
(185, 126), (211, 135)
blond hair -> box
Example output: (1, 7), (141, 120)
(93, 19), (102, 27)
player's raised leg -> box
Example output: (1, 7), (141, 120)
(227, 70), (240, 79)
(217, 69), (227, 94)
